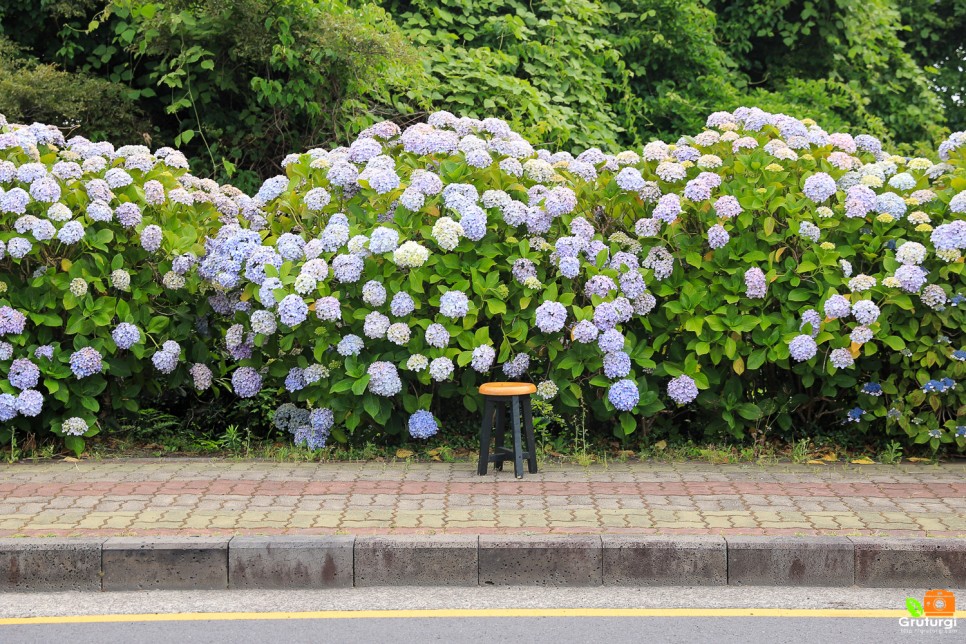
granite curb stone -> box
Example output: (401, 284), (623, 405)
(354, 535), (478, 587)
(0, 538), (105, 591)
(479, 535), (603, 587)
(3, 535), (965, 590)
(601, 535), (727, 586)
(851, 537), (966, 588)
(102, 537), (229, 591)
(228, 535), (354, 589)
(726, 536), (855, 587)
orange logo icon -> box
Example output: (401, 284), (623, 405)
(924, 590), (956, 617)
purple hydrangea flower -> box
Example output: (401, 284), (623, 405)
(603, 351), (631, 379)
(707, 224), (729, 249)
(8, 358), (39, 390)
(803, 173), (836, 203)
(278, 294), (308, 327)
(69, 347), (102, 378)
(0, 306), (26, 336)
(571, 320), (599, 343)
(844, 185), (876, 218)
(829, 348), (854, 369)
(112, 323), (140, 349)
(667, 375), (699, 404)
(744, 267), (767, 299)
(824, 294), (851, 319)
(713, 195), (742, 218)
(16, 389), (43, 416)
(788, 335), (817, 362)
(502, 353), (530, 378)
(800, 309), (821, 337)
(535, 301), (567, 333)
(232, 367), (262, 398)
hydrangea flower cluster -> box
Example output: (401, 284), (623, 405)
(3, 108), (964, 453)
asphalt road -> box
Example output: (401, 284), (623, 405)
(1, 586), (960, 644)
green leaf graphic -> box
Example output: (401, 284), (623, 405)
(906, 597), (924, 617)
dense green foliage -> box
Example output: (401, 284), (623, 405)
(0, 0), (962, 182)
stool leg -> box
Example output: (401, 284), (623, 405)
(493, 401), (506, 471)
(477, 398), (494, 476)
(522, 395), (538, 474)
(511, 396), (524, 479)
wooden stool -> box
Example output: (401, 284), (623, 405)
(477, 382), (538, 479)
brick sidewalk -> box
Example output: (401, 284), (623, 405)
(1, 460), (964, 538)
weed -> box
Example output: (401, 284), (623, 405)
(879, 440), (904, 465)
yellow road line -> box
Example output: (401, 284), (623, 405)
(2, 608), (962, 625)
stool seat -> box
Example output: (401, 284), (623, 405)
(479, 382), (537, 396)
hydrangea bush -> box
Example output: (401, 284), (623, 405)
(0, 115), (232, 454)
(2, 108), (964, 454)
(200, 109), (964, 451)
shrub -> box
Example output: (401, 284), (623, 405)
(1, 107), (963, 455)
(200, 109), (964, 452)
(0, 114), (232, 454)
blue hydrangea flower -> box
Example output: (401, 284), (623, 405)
(369, 227), (399, 254)
(439, 291), (470, 319)
(332, 254), (364, 283)
(534, 300), (567, 333)
(608, 379), (639, 411)
(337, 334), (364, 356)
(861, 383), (883, 396)
(845, 407), (863, 423)
(471, 345), (496, 372)
(0, 393), (17, 420)
(151, 349), (179, 374)
(390, 292), (415, 317)
(707, 224), (730, 249)
(69, 347), (102, 378)
(15, 389), (43, 417)
(409, 410), (439, 439)
(367, 361), (402, 396)
(597, 329), (625, 354)
(278, 294), (308, 327)
(250, 310), (277, 335)
(425, 323), (450, 349)
(34, 345), (53, 361)
(824, 295), (851, 319)
(112, 323), (141, 349)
